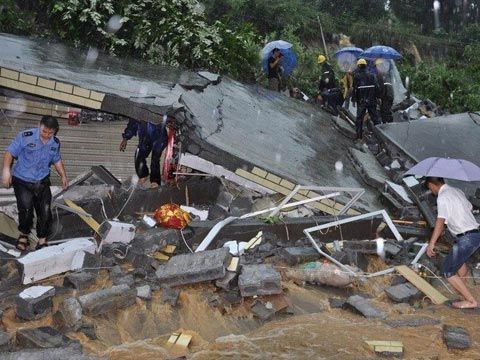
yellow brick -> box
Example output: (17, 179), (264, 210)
(37, 77), (56, 89)
(55, 82), (73, 94)
(89, 90), (105, 102)
(279, 179), (295, 190)
(34, 86), (54, 98)
(83, 99), (102, 109)
(298, 189), (309, 196)
(19, 73), (37, 85)
(266, 173), (282, 184)
(11, 81), (36, 94)
(73, 86), (90, 98)
(251, 167), (268, 178)
(0, 77), (14, 88)
(1, 68), (19, 80)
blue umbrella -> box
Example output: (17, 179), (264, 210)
(333, 47), (364, 58)
(360, 45), (402, 60)
(261, 40), (297, 77)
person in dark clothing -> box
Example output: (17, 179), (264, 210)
(352, 58), (380, 140)
(375, 58), (394, 124)
(267, 48), (282, 91)
(2, 116), (69, 251)
(317, 55), (341, 114)
(119, 119), (168, 188)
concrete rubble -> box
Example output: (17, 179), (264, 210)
(0, 33), (478, 359)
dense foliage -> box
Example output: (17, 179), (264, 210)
(1, 0), (480, 111)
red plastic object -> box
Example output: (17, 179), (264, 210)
(68, 111), (79, 126)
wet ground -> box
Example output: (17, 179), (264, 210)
(3, 263), (480, 360)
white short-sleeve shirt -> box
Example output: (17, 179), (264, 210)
(437, 184), (479, 235)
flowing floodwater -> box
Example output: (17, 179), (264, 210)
(3, 265), (480, 360)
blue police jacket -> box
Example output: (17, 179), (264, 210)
(7, 128), (61, 182)
(122, 119), (167, 147)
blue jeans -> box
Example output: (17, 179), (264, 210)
(442, 231), (480, 278)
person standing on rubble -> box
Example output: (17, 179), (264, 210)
(2, 116), (69, 251)
(119, 118), (168, 189)
(352, 58), (379, 141)
(317, 55), (342, 114)
(375, 59), (394, 123)
(426, 177), (480, 309)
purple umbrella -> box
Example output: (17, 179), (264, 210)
(404, 157), (480, 182)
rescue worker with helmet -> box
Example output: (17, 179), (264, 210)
(352, 58), (379, 140)
(375, 58), (394, 123)
(317, 54), (342, 115)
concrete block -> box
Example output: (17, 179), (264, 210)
(53, 297), (83, 332)
(129, 229), (180, 256)
(215, 272), (238, 291)
(0, 344), (100, 360)
(0, 330), (13, 351)
(63, 272), (96, 290)
(385, 283), (421, 303)
(17, 238), (97, 284)
(113, 274), (135, 287)
(162, 287), (180, 306)
(250, 300), (275, 320)
(78, 284), (136, 316)
(155, 248), (231, 287)
(385, 317), (440, 328)
(238, 264), (282, 297)
(345, 295), (387, 319)
(16, 286), (55, 320)
(136, 285), (152, 301)
(16, 326), (74, 349)
(443, 325), (471, 349)
(278, 247), (320, 266)
(329, 298), (347, 309)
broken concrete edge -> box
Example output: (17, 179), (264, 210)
(17, 238), (97, 285)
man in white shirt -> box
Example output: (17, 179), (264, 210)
(426, 177), (480, 309)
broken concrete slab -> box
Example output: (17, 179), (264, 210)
(345, 295), (387, 319)
(112, 274), (135, 287)
(443, 325), (471, 349)
(17, 238), (96, 284)
(16, 326), (75, 349)
(0, 330), (12, 351)
(328, 298), (347, 309)
(278, 247), (319, 266)
(127, 229), (180, 259)
(215, 272), (238, 291)
(97, 220), (136, 245)
(385, 317), (440, 328)
(136, 285), (152, 301)
(53, 297), (83, 332)
(0, 344), (103, 360)
(250, 300), (275, 321)
(385, 283), (421, 303)
(348, 147), (389, 189)
(238, 264), (282, 297)
(155, 248), (231, 287)
(197, 71), (221, 84)
(161, 287), (180, 306)
(15, 286), (55, 320)
(63, 272), (96, 290)
(78, 284), (136, 316)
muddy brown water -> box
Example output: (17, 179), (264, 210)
(3, 268), (480, 360)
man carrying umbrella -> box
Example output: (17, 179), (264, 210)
(267, 48), (282, 91)
(375, 59), (394, 123)
(425, 177), (480, 309)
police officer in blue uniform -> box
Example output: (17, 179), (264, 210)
(2, 116), (69, 251)
(119, 118), (168, 189)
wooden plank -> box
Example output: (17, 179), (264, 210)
(395, 265), (448, 305)
(63, 199), (100, 233)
